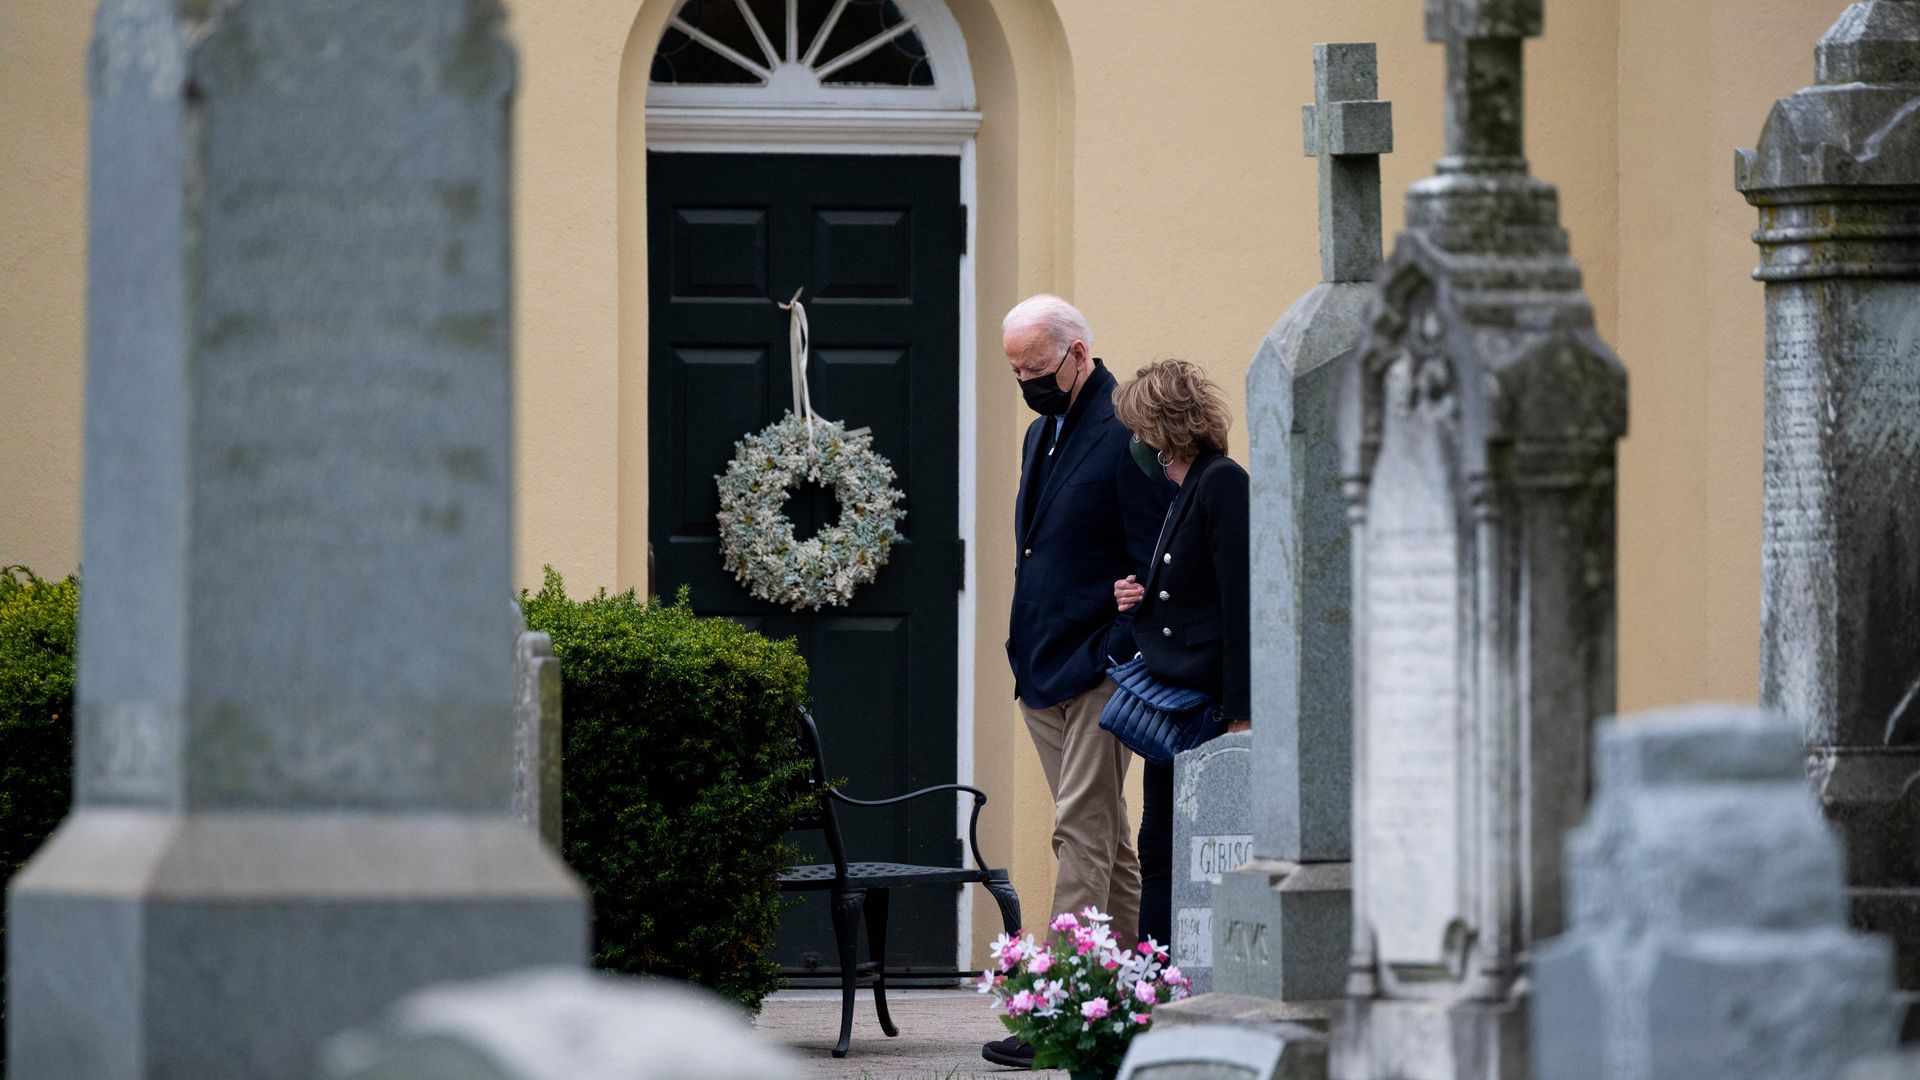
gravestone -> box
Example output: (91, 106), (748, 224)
(1203, 40), (1392, 1014)
(4, 2), (589, 1078)
(1737, 0), (1920, 1000)
(319, 968), (799, 1080)
(1533, 705), (1899, 1080)
(1330, 3), (1627, 1078)
(514, 628), (563, 849)
(1117, 1023), (1329, 1080)
(1170, 732), (1254, 991)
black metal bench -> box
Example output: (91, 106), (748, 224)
(779, 713), (1021, 1058)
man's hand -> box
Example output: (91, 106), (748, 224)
(1114, 574), (1145, 612)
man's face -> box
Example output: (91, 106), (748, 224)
(1004, 324), (1081, 393)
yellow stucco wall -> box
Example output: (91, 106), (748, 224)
(0, 0), (1865, 966)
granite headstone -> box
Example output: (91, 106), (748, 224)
(1533, 705), (1899, 1080)
(1170, 732), (1254, 992)
(1737, 0), (1920, 1001)
(5, 2), (589, 1077)
(1330, 2), (1628, 1077)
(1202, 41), (1392, 1015)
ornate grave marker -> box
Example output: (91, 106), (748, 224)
(5, 2), (588, 1077)
(1737, 0), (1920, 1000)
(1330, 2), (1626, 1077)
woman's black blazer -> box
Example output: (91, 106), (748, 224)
(1128, 450), (1251, 721)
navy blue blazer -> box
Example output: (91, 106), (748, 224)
(1129, 450), (1251, 721)
(1008, 362), (1175, 708)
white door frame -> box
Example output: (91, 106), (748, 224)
(645, 102), (984, 971)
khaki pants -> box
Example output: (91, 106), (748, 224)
(1020, 679), (1141, 943)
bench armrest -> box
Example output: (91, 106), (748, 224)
(830, 784), (993, 873)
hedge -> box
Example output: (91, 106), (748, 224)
(522, 569), (812, 1009)
(0, 566), (79, 1068)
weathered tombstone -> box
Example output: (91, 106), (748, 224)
(318, 968), (800, 1080)
(4, 2), (589, 1077)
(1200, 41), (1392, 1016)
(1170, 732), (1254, 992)
(514, 627), (563, 849)
(1532, 704), (1900, 1080)
(1736, 0), (1920, 1002)
(1330, 2), (1627, 1078)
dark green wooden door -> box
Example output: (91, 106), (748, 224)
(647, 151), (962, 972)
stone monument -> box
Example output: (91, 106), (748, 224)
(1169, 732), (1254, 992)
(1205, 40), (1393, 1013)
(1737, 0), (1920, 1001)
(1532, 704), (1899, 1080)
(5, 2), (589, 1077)
(1330, 2), (1627, 1077)
(514, 627), (563, 850)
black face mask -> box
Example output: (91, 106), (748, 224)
(1019, 347), (1082, 416)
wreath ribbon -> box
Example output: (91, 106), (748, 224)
(779, 288), (819, 440)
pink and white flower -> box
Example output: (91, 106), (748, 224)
(1081, 997), (1111, 1022)
(1027, 948), (1054, 975)
(1050, 912), (1080, 933)
(1006, 989), (1039, 1017)
(1133, 980), (1159, 1006)
(1129, 1011), (1153, 1025)
(1080, 906), (1113, 924)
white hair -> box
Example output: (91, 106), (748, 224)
(1003, 294), (1093, 353)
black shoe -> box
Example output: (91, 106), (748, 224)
(981, 1036), (1035, 1069)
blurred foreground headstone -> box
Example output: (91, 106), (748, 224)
(1533, 705), (1900, 1080)
(319, 969), (800, 1080)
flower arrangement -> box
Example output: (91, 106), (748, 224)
(978, 907), (1192, 1078)
(714, 412), (907, 612)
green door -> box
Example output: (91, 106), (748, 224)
(647, 151), (963, 972)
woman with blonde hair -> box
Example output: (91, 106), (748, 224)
(1109, 358), (1251, 949)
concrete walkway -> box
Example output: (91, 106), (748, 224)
(757, 988), (1068, 1079)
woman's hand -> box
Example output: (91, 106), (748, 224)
(1226, 719), (1251, 734)
(1114, 574), (1145, 613)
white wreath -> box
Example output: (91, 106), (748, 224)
(714, 293), (907, 611)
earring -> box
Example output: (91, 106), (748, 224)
(1156, 450), (1173, 467)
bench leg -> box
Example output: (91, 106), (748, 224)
(985, 874), (1022, 936)
(830, 887), (865, 1058)
(864, 887), (899, 1037)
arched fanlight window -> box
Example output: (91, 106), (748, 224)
(647, 0), (974, 111)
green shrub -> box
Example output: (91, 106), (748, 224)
(0, 566), (79, 1066)
(521, 568), (811, 1010)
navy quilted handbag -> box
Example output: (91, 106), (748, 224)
(1098, 653), (1221, 765)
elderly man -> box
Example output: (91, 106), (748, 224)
(984, 295), (1173, 1070)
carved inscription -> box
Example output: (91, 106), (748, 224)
(1190, 834), (1255, 883)
(1175, 907), (1213, 969)
(1763, 283), (1920, 742)
(1362, 358), (1463, 969)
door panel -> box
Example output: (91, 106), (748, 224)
(647, 152), (962, 972)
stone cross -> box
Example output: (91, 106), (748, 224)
(1163, 46), (1391, 1025)
(1430, 0), (1539, 167)
(6, 2), (587, 1077)
(1303, 43), (1393, 282)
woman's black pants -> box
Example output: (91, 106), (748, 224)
(1137, 757), (1174, 948)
